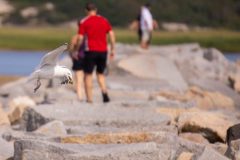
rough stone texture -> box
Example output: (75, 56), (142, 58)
(155, 107), (198, 124)
(0, 43), (239, 159)
(20, 107), (51, 131)
(197, 147), (230, 160)
(179, 133), (209, 144)
(34, 120), (67, 136)
(14, 140), (159, 160)
(225, 139), (240, 160)
(7, 96), (36, 124)
(189, 78), (240, 108)
(0, 138), (13, 160)
(0, 126), (14, 160)
(229, 73), (240, 93)
(178, 111), (233, 143)
(177, 152), (193, 160)
(118, 54), (188, 91)
(152, 86), (235, 110)
(33, 104), (171, 128)
(0, 106), (10, 125)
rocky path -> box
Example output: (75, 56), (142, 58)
(0, 43), (240, 160)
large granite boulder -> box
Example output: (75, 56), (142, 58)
(20, 107), (51, 132)
(152, 86), (235, 110)
(118, 53), (188, 91)
(14, 140), (159, 160)
(178, 111), (234, 143)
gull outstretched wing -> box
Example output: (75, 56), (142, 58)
(39, 43), (68, 68)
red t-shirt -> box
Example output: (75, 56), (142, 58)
(78, 15), (112, 52)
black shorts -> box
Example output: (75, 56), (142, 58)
(72, 58), (84, 71)
(84, 51), (107, 74)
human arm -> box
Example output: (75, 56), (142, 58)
(108, 30), (116, 60)
(72, 34), (84, 60)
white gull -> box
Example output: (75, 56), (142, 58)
(28, 43), (73, 92)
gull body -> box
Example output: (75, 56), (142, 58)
(28, 44), (73, 92)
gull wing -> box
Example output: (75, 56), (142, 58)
(39, 43), (68, 68)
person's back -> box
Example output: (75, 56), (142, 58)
(76, 2), (115, 103)
(79, 15), (111, 52)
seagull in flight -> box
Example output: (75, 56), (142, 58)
(28, 43), (73, 92)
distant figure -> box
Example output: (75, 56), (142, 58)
(75, 2), (116, 103)
(69, 29), (85, 101)
(140, 3), (153, 49)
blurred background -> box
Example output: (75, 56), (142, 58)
(0, 0), (240, 84)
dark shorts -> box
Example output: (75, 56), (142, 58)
(84, 51), (107, 74)
(72, 58), (84, 71)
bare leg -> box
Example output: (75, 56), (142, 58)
(84, 73), (93, 103)
(75, 70), (84, 101)
(34, 79), (41, 92)
(140, 41), (148, 49)
(97, 73), (110, 103)
(96, 73), (107, 93)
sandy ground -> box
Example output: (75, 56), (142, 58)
(0, 75), (21, 86)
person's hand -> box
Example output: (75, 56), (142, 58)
(72, 51), (79, 60)
(109, 50), (115, 61)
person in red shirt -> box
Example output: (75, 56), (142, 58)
(75, 2), (115, 103)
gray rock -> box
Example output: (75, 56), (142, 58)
(197, 147), (230, 160)
(33, 103), (171, 128)
(189, 78), (240, 108)
(118, 53), (188, 92)
(14, 139), (159, 160)
(0, 137), (13, 160)
(34, 120), (67, 136)
(20, 107), (51, 132)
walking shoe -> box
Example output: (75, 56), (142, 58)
(102, 92), (110, 103)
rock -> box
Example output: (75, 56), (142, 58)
(226, 124), (240, 148)
(212, 143), (228, 156)
(225, 139), (240, 160)
(152, 86), (235, 110)
(197, 147), (230, 160)
(33, 103), (171, 128)
(179, 133), (209, 144)
(155, 107), (198, 124)
(189, 78), (240, 108)
(178, 111), (233, 143)
(118, 54), (188, 91)
(20, 7), (38, 18)
(177, 152), (193, 160)
(0, 137), (13, 160)
(0, 107), (10, 125)
(20, 107), (51, 132)
(228, 74), (240, 93)
(0, 0), (14, 14)
(14, 139), (159, 160)
(44, 2), (55, 11)
(35, 120), (67, 136)
(7, 96), (36, 124)
(0, 126), (14, 159)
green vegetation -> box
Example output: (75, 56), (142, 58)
(7, 0), (240, 30)
(0, 27), (240, 52)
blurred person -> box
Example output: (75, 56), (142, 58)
(140, 3), (153, 49)
(75, 2), (116, 103)
(69, 22), (85, 101)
